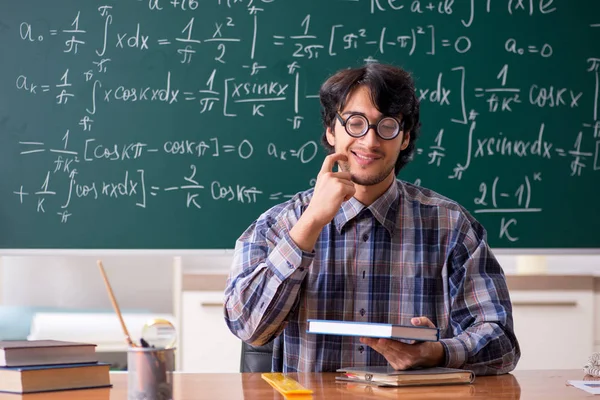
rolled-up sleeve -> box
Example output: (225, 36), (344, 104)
(440, 220), (521, 375)
(224, 202), (314, 346)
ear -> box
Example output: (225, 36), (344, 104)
(326, 126), (335, 147)
(400, 131), (411, 150)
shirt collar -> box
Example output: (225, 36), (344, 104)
(333, 180), (400, 236)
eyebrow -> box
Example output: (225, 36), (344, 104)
(340, 110), (368, 116)
(341, 110), (401, 121)
(341, 111), (387, 120)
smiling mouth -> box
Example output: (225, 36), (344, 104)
(351, 150), (381, 162)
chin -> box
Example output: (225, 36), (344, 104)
(350, 174), (387, 186)
(349, 166), (396, 186)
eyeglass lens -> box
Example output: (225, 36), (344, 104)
(345, 115), (399, 139)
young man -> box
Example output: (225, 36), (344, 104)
(224, 63), (520, 375)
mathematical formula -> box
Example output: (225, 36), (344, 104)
(2, 0), (599, 246)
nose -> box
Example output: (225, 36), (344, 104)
(359, 125), (381, 147)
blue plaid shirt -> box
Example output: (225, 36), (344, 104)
(224, 180), (520, 375)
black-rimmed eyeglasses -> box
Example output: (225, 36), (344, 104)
(336, 112), (404, 140)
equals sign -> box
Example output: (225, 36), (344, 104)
(528, 46), (538, 53)
(183, 92), (196, 101)
(416, 148), (423, 154)
(474, 88), (484, 98)
(222, 145), (235, 153)
(555, 148), (566, 156)
(269, 192), (282, 200)
(157, 39), (171, 45)
(19, 141), (45, 155)
(41, 85), (50, 92)
(49, 30), (58, 36)
(289, 150), (298, 157)
(273, 35), (285, 45)
(441, 39), (451, 47)
(150, 186), (160, 196)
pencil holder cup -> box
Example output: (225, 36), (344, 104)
(127, 346), (175, 400)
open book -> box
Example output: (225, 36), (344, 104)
(307, 319), (439, 342)
(336, 366), (475, 387)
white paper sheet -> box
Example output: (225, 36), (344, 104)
(567, 380), (600, 395)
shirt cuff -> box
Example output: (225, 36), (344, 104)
(267, 233), (314, 282)
(440, 338), (468, 369)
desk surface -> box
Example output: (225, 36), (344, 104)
(0, 369), (596, 399)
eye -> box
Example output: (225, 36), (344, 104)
(379, 118), (398, 131)
(347, 116), (367, 131)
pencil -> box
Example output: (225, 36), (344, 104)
(97, 259), (137, 347)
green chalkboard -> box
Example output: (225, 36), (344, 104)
(1, 1), (599, 250)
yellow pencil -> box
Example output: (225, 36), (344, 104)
(97, 259), (137, 348)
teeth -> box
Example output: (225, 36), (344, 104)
(355, 153), (375, 160)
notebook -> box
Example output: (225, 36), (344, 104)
(336, 366), (475, 387)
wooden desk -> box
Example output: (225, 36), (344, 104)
(0, 370), (596, 399)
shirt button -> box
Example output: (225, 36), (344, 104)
(362, 234), (369, 241)
(287, 262), (294, 269)
(360, 308), (366, 316)
(358, 346), (364, 353)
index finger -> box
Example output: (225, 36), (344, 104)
(320, 153), (348, 174)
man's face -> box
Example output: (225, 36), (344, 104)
(326, 86), (410, 187)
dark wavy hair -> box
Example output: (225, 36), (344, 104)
(319, 63), (421, 174)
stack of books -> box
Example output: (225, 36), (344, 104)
(0, 340), (111, 394)
(308, 319), (475, 389)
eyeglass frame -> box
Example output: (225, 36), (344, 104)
(335, 112), (405, 140)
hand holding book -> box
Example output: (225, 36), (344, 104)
(307, 316), (445, 371)
(333, 316), (467, 385)
(360, 317), (445, 370)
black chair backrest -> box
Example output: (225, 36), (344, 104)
(239, 341), (276, 373)
(240, 334), (285, 373)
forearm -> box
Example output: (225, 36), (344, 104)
(444, 221), (520, 375)
(423, 341), (445, 368)
(441, 321), (519, 375)
(289, 212), (323, 252)
(224, 234), (313, 345)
